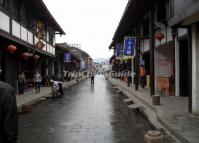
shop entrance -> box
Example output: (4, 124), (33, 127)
(141, 52), (150, 87)
(142, 52), (150, 75)
(179, 39), (188, 97)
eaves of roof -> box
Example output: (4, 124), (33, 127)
(35, 0), (65, 35)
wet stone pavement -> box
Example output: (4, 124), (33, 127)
(18, 75), (153, 143)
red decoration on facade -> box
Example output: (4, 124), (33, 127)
(22, 52), (29, 60)
(6, 45), (17, 54)
(34, 55), (40, 61)
(155, 33), (165, 41)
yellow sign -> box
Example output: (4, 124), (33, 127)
(35, 41), (45, 49)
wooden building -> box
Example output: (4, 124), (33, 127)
(0, 0), (65, 92)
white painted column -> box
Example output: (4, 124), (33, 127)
(175, 35), (180, 96)
(192, 24), (199, 113)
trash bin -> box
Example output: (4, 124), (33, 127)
(144, 130), (163, 143)
(152, 95), (160, 105)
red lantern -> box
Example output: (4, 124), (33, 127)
(22, 52), (29, 60)
(155, 33), (165, 41)
(6, 45), (17, 54)
(34, 55), (40, 61)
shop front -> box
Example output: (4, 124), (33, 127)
(155, 43), (174, 96)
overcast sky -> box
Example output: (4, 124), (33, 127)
(43, 0), (128, 59)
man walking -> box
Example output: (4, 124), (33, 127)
(34, 71), (42, 94)
(90, 71), (95, 85)
(0, 70), (18, 143)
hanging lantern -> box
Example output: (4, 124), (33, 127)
(6, 45), (17, 54)
(22, 52), (29, 60)
(155, 33), (165, 42)
(34, 55), (40, 61)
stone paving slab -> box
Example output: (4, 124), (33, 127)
(108, 77), (199, 143)
(18, 76), (153, 143)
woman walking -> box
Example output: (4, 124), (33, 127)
(18, 71), (26, 95)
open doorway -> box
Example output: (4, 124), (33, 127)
(179, 38), (188, 97)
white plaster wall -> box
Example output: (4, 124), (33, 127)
(12, 20), (20, 38)
(49, 45), (52, 54)
(167, 28), (173, 42)
(21, 26), (27, 42)
(46, 31), (49, 42)
(27, 31), (33, 45)
(0, 11), (9, 32)
(143, 39), (149, 52)
(178, 28), (187, 38)
(46, 44), (49, 52)
(41, 40), (46, 51)
(34, 36), (39, 45)
(53, 36), (55, 46)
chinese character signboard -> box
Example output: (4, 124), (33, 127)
(35, 21), (45, 49)
(124, 37), (135, 56)
(64, 53), (71, 62)
(115, 43), (123, 57)
(80, 60), (85, 70)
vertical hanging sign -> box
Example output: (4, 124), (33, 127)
(115, 43), (123, 57)
(124, 37), (135, 56)
(64, 52), (71, 62)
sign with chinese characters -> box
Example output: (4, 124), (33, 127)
(35, 21), (45, 49)
(35, 41), (45, 49)
(80, 60), (85, 70)
(64, 53), (71, 62)
(124, 37), (135, 56)
(115, 43), (123, 57)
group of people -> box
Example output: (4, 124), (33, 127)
(18, 71), (42, 95)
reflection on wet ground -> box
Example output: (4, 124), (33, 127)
(18, 75), (153, 143)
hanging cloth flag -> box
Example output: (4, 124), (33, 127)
(123, 37), (136, 59)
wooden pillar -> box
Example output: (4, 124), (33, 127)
(188, 26), (192, 112)
(149, 8), (155, 96)
(135, 28), (140, 90)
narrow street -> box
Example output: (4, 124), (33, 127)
(18, 75), (153, 143)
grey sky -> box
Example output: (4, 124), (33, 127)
(43, 0), (128, 59)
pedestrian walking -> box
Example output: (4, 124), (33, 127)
(140, 65), (146, 88)
(0, 76), (18, 143)
(90, 71), (95, 85)
(18, 71), (26, 95)
(50, 79), (63, 99)
(34, 71), (42, 94)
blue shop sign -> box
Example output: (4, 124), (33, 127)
(64, 52), (71, 62)
(115, 43), (123, 57)
(124, 37), (135, 56)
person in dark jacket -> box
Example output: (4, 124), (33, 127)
(0, 81), (18, 143)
